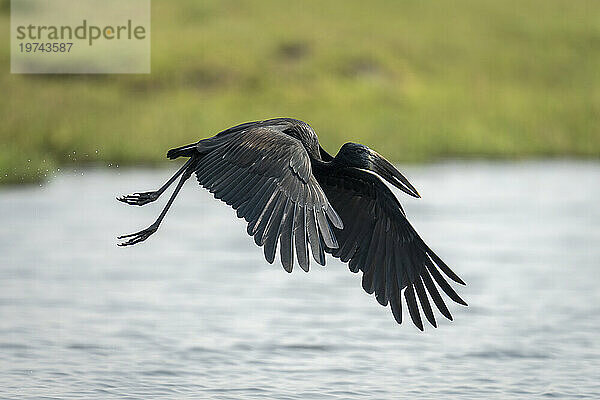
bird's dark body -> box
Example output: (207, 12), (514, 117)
(118, 118), (466, 330)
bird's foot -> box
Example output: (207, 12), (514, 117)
(117, 191), (159, 206)
(117, 224), (158, 246)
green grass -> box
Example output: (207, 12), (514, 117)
(1, 0), (599, 184)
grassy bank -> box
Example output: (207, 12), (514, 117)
(1, 0), (599, 184)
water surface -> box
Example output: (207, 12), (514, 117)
(1, 161), (599, 399)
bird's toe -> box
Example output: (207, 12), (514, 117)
(117, 191), (158, 206)
(117, 225), (158, 246)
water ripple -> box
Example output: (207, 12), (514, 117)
(1, 162), (599, 399)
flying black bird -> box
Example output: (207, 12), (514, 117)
(117, 118), (466, 329)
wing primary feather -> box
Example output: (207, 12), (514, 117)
(421, 269), (453, 321)
(336, 199), (364, 261)
(353, 221), (375, 274)
(294, 205), (310, 272)
(329, 198), (361, 253)
(394, 245), (405, 291)
(279, 202), (296, 272)
(253, 191), (280, 245)
(414, 276), (437, 327)
(306, 208), (325, 266)
(425, 259), (468, 306)
(246, 181), (277, 234)
(348, 258), (360, 274)
(325, 204), (344, 229)
(384, 233), (396, 307)
(404, 246), (419, 284)
(404, 285), (424, 331)
(318, 237), (327, 265)
(262, 194), (287, 243)
(340, 242), (359, 264)
(362, 219), (381, 275)
(390, 279), (403, 324)
(262, 196), (288, 263)
(390, 290), (402, 324)
(316, 208), (338, 249)
(362, 220), (383, 296)
(426, 249), (466, 285)
(372, 222), (388, 305)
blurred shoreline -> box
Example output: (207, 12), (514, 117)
(2, 0), (598, 185)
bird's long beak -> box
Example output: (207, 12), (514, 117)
(371, 152), (421, 198)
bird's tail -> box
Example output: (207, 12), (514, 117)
(167, 143), (198, 160)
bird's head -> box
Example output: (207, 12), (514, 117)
(335, 142), (421, 198)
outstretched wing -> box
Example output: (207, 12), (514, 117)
(194, 125), (343, 272)
(314, 166), (466, 330)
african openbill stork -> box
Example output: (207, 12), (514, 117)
(117, 118), (466, 329)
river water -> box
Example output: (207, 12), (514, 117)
(1, 161), (599, 399)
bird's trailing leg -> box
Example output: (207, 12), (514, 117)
(118, 165), (194, 246)
(117, 159), (194, 206)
